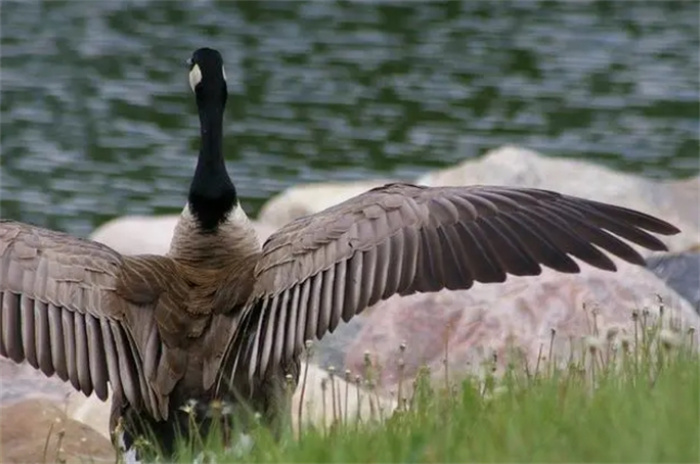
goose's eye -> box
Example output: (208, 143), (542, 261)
(189, 63), (202, 92)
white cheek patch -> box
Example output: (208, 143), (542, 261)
(222, 65), (227, 81)
(189, 63), (202, 92)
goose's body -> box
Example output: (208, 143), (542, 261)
(0, 48), (681, 459)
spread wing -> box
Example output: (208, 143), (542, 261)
(230, 183), (680, 381)
(0, 220), (180, 420)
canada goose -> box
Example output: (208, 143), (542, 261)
(0, 47), (681, 458)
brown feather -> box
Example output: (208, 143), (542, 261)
(48, 303), (67, 380)
(35, 300), (54, 377)
(74, 313), (93, 396)
(86, 314), (108, 400)
(21, 295), (37, 368)
(62, 309), (79, 391)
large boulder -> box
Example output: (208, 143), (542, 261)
(0, 399), (115, 464)
(417, 145), (699, 254)
(343, 259), (700, 390)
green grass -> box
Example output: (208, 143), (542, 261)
(161, 314), (699, 463)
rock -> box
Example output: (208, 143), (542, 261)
(311, 317), (365, 373)
(89, 214), (278, 254)
(258, 179), (396, 228)
(64, 390), (112, 441)
(417, 145), (700, 254)
(343, 260), (700, 390)
(0, 358), (71, 404)
(89, 215), (181, 255)
(0, 399), (115, 464)
(1, 360), (394, 447)
(293, 362), (396, 431)
(647, 251), (700, 313)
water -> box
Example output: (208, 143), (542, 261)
(1, 1), (698, 239)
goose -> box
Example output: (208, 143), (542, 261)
(0, 47), (681, 459)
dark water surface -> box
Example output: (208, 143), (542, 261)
(1, 1), (698, 238)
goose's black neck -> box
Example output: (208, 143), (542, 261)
(188, 95), (237, 232)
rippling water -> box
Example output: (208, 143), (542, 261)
(1, 1), (698, 238)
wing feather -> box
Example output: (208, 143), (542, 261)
(35, 300), (54, 377)
(62, 309), (80, 391)
(74, 312), (93, 396)
(456, 221), (504, 283)
(48, 303), (67, 380)
(358, 249), (376, 310)
(317, 265), (336, 339)
(295, 278), (312, 348)
(384, 232), (403, 296)
(21, 295), (37, 368)
(86, 314), (109, 400)
(476, 217), (540, 276)
(529, 205), (616, 271)
(285, 284), (301, 361)
(258, 294), (279, 378)
(110, 321), (140, 409)
(2, 292), (22, 362)
(100, 317), (122, 400)
(304, 274), (322, 347)
(436, 226), (469, 289)
(330, 260), (346, 333)
(273, 289), (290, 370)
(397, 227), (420, 294)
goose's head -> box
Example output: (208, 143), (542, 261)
(188, 48), (227, 105)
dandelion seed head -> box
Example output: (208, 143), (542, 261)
(606, 326), (620, 341)
(585, 335), (603, 353)
(620, 336), (632, 351)
(660, 329), (681, 349)
(179, 398), (198, 415)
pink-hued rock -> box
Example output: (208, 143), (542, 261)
(344, 260), (700, 390)
(0, 399), (114, 464)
